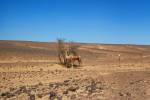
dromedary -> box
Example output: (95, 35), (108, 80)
(64, 49), (82, 68)
(57, 39), (82, 68)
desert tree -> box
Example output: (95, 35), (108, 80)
(57, 38), (66, 64)
(68, 41), (80, 56)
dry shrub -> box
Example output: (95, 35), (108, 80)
(68, 41), (80, 56)
(57, 39), (66, 64)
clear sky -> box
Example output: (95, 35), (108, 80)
(0, 0), (150, 44)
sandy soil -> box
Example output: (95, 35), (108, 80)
(0, 40), (150, 100)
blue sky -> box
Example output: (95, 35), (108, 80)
(0, 0), (150, 44)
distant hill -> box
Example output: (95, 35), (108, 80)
(0, 40), (150, 65)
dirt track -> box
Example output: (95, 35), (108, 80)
(0, 40), (150, 100)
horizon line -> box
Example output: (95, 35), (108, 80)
(0, 39), (150, 46)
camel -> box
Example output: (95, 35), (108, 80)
(64, 50), (82, 68)
(57, 39), (82, 68)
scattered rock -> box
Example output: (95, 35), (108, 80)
(57, 95), (62, 100)
(119, 92), (124, 96)
(37, 93), (43, 98)
(40, 68), (43, 71)
(49, 91), (57, 100)
(19, 86), (27, 93)
(67, 86), (79, 92)
(29, 94), (35, 100)
(38, 82), (43, 86)
(63, 90), (68, 95)
(86, 80), (97, 94)
(2, 91), (17, 98)
(70, 94), (76, 99)
(126, 92), (131, 97)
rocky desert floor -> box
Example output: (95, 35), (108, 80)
(0, 40), (150, 100)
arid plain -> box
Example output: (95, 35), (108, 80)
(0, 40), (150, 100)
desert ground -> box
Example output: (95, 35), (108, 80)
(0, 40), (150, 100)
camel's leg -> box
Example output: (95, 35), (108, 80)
(66, 59), (69, 68)
(79, 58), (82, 66)
(78, 59), (81, 66)
(71, 59), (73, 69)
(77, 58), (80, 66)
(65, 59), (67, 67)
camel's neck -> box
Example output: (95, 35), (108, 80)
(65, 51), (69, 57)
